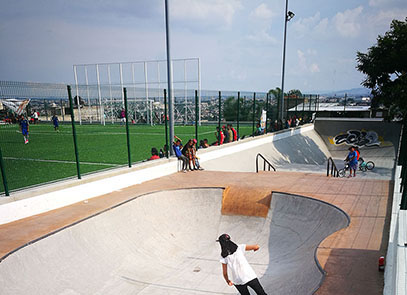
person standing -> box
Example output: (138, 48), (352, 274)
(230, 124), (238, 141)
(213, 127), (224, 146)
(222, 125), (230, 143)
(217, 234), (267, 295)
(227, 125), (234, 142)
(347, 146), (358, 177)
(33, 111), (39, 124)
(52, 115), (59, 132)
(19, 115), (30, 144)
(120, 109), (126, 126)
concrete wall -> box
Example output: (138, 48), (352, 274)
(199, 124), (331, 173)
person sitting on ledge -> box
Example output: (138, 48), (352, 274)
(173, 135), (189, 173)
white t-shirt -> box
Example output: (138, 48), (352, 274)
(219, 244), (257, 285)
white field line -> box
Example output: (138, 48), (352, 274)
(11, 130), (215, 136)
(4, 157), (120, 167)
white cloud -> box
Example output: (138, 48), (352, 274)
(291, 12), (329, 38)
(368, 0), (405, 7)
(250, 3), (273, 20)
(310, 63), (320, 73)
(297, 50), (306, 71)
(333, 6), (363, 38)
(369, 0), (385, 7)
(171, 0), (242, 26)
(247, 29), (278, 44)
(297, 50), (320, 73)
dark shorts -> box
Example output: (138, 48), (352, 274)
(22, 129), (28, 136)
(349, 162), (358, 170)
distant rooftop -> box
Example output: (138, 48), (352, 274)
(289, 102), (371, 112)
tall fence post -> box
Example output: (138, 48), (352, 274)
(237, 91), (240, 139)
(266, 93), (269, 134)
(286, 95), (289, 117)
(195, 90), (199, 143)
(252, 92), (256, 136)
(164, 89), (169, 158)
(295, 96), (298, 117)
(44, 99), (48, 121)
(0, 147), (9, 196)
(343, 93), (347, 115)
(218, 91), (221, 142)
(67, 85), (81, 179)
(60, 99), (65, 122)
(123, 88), (132, 167)
(302, 95), (305, 121)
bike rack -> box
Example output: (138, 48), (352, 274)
(256, 153), (276, 173)
(327, 157), (339, 177)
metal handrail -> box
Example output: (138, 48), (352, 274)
(399, 123), (406, 210)
(256, 153), (276, 173)
(327, 157), (339, 177)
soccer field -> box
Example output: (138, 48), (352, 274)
(0, 122), (254, 193)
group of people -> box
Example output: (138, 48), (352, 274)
(172, 135), (203, 172)
(269, 115), (306, 132)
(148, 145), (168, 160)
(213, 124), (238, 146)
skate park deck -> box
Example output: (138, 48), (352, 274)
(0, 170), (392, 294)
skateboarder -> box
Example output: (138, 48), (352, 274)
(217, 233), (267, 295)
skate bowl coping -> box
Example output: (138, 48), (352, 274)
(0, 188), (349, 294)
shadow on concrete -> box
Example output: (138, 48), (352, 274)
(315, 180), (393, 294)
(272, 135), (328, 166)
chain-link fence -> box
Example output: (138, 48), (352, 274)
(0, 81), (319, 195)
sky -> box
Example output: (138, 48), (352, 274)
(0, 0), (406, 93)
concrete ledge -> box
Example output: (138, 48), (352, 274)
(384, 165), (407, 295)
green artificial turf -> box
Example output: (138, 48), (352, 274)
(0, 122), (254, 193)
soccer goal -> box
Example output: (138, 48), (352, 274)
(73, 58), (201, 125)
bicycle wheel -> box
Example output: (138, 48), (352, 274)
(360, 165), (367, 172)
(366, 161), (375, 170)
(338, 169), (346, 178)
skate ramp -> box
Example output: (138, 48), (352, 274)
(0, 188), (349, 294)
(314, 118), (401, 179)
(203, 127), (331, 173)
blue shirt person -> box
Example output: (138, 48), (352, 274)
(52, 115), (59, 131)
(19, 116), (29, 144)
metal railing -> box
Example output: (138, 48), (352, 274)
(399, 123), (406, 210)
(327, 157), (339, 177)
(256, 153), (276, 173)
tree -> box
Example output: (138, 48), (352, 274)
(356, 18), (407, 118)
(287, 89), (302, 98)
(223, 96), (237, 121)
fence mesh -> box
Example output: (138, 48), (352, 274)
(1, 80), (318, 194)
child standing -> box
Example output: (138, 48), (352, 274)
(217, 234), (267, 295)
(52, 115), (59, 132)
(19, 116), (29, 144)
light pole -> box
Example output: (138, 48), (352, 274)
(164, 0), (174, 155)
(280, 0), (295, 120)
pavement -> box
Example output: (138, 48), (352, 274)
(0, 171), (392, 295)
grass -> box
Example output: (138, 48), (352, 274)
(0, 122), (254, 193)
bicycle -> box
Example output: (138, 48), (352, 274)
(338, 162), (349, 178)
(358, 157), (375, 172)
